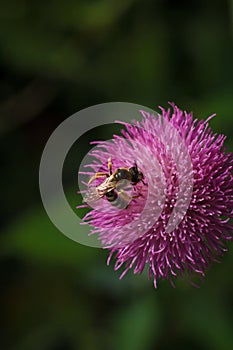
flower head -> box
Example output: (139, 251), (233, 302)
(79, 103), (233, 287)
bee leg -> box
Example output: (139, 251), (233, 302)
(132, 193), (141, 199)
(88, 172), (109, 185)
(135, 184), (146, 194)
(108, 157), (113, 175)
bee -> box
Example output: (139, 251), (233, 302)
(83, 157), (145, 208)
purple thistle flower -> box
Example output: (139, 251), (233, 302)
(79, 103), (233, 287)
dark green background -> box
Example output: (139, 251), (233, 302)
(1, 1), (233, 349)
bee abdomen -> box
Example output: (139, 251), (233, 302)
(106, 190), (128, 209)
(106, 190), (117, 202)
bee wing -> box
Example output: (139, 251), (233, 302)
(82, 187), (102, 204)
(83, 179), (117, 204)
(97, 179), (118, 195)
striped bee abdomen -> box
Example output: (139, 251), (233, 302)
(106, 189), (129, 209)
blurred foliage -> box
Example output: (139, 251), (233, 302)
(0, 0), (233, 349)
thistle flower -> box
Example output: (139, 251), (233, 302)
(79, 103), (233, 287)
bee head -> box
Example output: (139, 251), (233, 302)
(129, 163), (144, 184)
